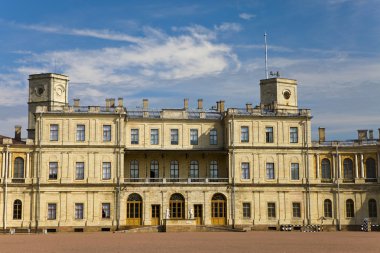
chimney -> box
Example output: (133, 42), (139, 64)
(118, 97), (123, 107)
(358, 130), (368, 141)
(219, 100), (225, 112)
(143, 99), (149, 110)
(184, 98), (189, 110)
(105, 98), (110, 108)
(369, 129), (374, 140)
(318, 127), (326, 142)
(73, 98), (80, 107)
(109, 98), (115, 107)
(246, 103), (252, 112)
(197, 99), (203, 110)
(14, 125), (21, 141)
(379, 128), (380, 140)
(216, 101), (220, 112)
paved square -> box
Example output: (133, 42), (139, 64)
(0, 232), (378, 253)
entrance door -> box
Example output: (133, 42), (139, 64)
(194, 204), (203, 225)
(211, 193), (226, 225)
(151, 205), (160, 225)
(126, 193), (142, 226)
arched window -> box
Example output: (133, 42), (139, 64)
(346, 199), (355, 218)
(150, 160), (159, 179)
(324, 199), (332, 218)
(13, 200), (22, 220)
(369, 199), (377, 218)
(343, 158), (354, 180)
(190, 161), (199, 178)
(130, 160), (139, 179)
(321, 159), (331, 180)
(170, 193), (185, 219)
(13, 157), (24, 179)
(366, 158), (376, 179)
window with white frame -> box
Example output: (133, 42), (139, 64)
(265, 127), (274, 143)
(292, 202), (301, 218)
(241, 126), (249, 142)
(76, 124), (85, 141)
(190, 129), (198, 145)
(102, 162), (111, 180)
(267, 202), (276, 218)
(290, 127), (298, 143)
(241, 162), (250, 179)
(266, 163), (274, 179)
(150, 129), (159, 145)
(131, 129), (139, 144)
(210, 129), (217, 145)
(49, 162), (58, 180)
(75, 162), (84, 180)
(75, 203), (84, 219)
(103, 125), (111, 142)
(171, 129), (179, 145)
(48, 203), (57, 220)
(291, 163), (299, 180)
(102, 203), (111, 219)
(130, 160), (139, 179)
(243, 203), (251, 218)
(50, 124), (59, 141)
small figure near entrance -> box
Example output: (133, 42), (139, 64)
(189, 208), (194, 219)
(166, 208), (170, 219)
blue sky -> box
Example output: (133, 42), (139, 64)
(0, 0), (379, 140)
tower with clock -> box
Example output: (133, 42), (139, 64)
(27, 73), (69, 139)
(259, 77), (298, 110)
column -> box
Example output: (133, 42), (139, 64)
(332, 155), (336, 179)
(337, 154), (341, 179)
(8, 153), (12, 178)
(26, 153), (30, 179)
(354, 154), (359, 178)
(316, 154), (320, 179)
(377, 152), (380, 182)
(360, 154), (364, 178)
(1, 152), (5, 178)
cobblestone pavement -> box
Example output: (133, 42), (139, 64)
(0, 231), (378, 253)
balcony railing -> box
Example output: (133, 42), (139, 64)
(228, 108), (311, 117)
(123, 178), (229, 184)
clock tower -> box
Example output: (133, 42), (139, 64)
(27, 73), (69, 139)
(260, 78), (298, 110)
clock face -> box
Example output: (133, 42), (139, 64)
(34, 86), (45, 97)
(283, 90), (291, 100)
(55, 85), (65, 96)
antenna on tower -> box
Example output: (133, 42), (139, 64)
(264, 32), (269, 79)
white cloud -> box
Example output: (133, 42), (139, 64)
(239, 13), (255, 20)
(214, 23), (242, 32)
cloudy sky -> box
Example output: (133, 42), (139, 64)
(0, 0), (379, 140)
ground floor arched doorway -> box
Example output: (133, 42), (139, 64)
(211, 193), (226, 225)
(126, 193), (142, 226)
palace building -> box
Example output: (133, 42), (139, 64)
(0, 73), (379, 232)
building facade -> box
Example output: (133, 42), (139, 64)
(0, 73), (379, 232)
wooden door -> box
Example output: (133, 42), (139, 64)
(194, 204), (202, 225)
(151, 205), (160, 226)
(127, 201), (142, 226)
(211, 194), (226, 225)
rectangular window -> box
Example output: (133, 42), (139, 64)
(210, 129), (217, 145)
(265, 127), (274, 143)
(103, 125), (111, 142)
(76, 124), (85, 141)
(291, 163), (299, 180)
(266, 163), (274, 179)
(292, 202), (301, 218)
(170, 161), (179, 179)
(75, 203), (84, 220)
(102, 162), (111, 180)
(241, 126), (249, 142)
(50, 124), (59, 141)
(130, 161), (139, 179)
(190, 129), (198, 145)
(210, 161), (218, 178)
(49, 162), (58, 180)
(171, 129), (179, 145)
(150, 129), (159, 145)
(241, 162), (250, 179)
(131, 129), (139, 144)
(243, 203), (251, 218)
(267, 202), (276, 218)
(190, 161), (199, 178)
(290, 127), (298, 143)
(75, 162), (84, 180)
(102, 203), (111, 219)
(47, 203), (57, 220)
